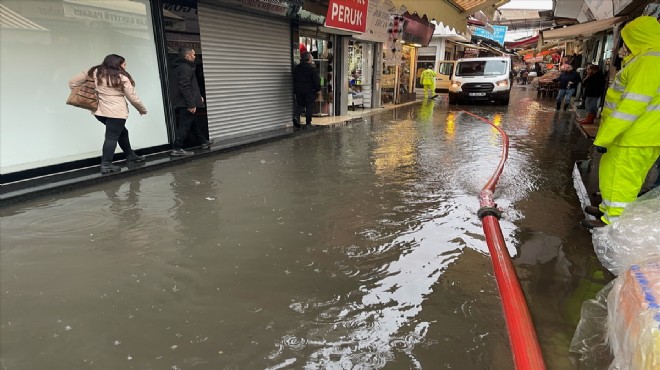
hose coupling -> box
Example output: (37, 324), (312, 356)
(477, 206), (502, 220)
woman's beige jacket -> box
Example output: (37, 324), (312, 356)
(69, 70), (147, 119)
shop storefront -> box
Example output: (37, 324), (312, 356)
(381, 12), (434, 104)
(345, 0), (390, 111)
(0, 0), (169, 180)
(0, 0), (302, 183)
(298, 30), (336, 116)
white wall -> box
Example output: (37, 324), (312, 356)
(0, 0), (169, 175)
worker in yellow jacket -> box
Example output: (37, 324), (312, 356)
(419, 64), (437, 99)
(582, 16), (660, 229)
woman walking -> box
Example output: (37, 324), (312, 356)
(69, 54), (147, 174)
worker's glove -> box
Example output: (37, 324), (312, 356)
(595, 146), (607, 154)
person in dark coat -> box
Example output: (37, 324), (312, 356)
(293, 52), (321, 129)
(169, 47), (212, 156)
(553, 65), (582, 111)
(579, 64), (606, 125)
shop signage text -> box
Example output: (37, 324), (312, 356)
(325, 0), (369, 33)
(354, 0), (389, 43)
(472, 25), (507, 46)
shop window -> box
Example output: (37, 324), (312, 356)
(0, 0), (168, 175)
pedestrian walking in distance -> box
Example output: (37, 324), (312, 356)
(553, 65), (581, 111)
(170, 47), (212, 156)
(69, 54), (147, 174)
(420, 64), (437, 99)
(293, 52), (321, 129)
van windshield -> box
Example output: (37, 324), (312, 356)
(455, 60), (508, 76)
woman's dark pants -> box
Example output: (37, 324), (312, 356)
(96, 116), (132, 165)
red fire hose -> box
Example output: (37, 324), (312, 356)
(459, 109), (546, 370)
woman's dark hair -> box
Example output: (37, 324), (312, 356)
(88, 54), (135, 87)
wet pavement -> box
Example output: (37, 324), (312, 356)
(0, 86), (611, 369)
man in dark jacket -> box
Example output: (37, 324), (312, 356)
(293, 52), (321, 129)
(169, 47), (212, 156)
(578, 64), (606, 125)
(553, 65), (582, 111)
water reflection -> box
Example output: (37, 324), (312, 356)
(1, 88), (600, 369)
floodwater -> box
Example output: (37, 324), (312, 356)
(1, 86), (610, 370)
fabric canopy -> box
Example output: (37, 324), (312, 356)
(542, 17), (623, 41)
(507, 35), (539, 48)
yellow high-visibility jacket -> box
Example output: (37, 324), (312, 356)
(420, 68), (437, 86)
(595, 16), (660, 148)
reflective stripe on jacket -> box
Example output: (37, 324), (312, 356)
(595, 16), (660, 148)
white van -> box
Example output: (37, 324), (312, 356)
(448, 57), (512, 105)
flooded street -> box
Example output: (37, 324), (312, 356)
(1, 86), (608, 370)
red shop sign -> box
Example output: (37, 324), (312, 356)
(325, 0), (369, 33)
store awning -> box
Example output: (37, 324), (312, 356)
(506, 35), (539, 48)
(401, 12), (435, 46)
(456, 41), (505, 55)
(541, 17), (623, 41)
(392, 0), (509, 34)
(433, 21), (470, 42)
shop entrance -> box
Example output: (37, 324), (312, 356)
(299, 31), (336, 117)
(381, 45), (416, 104)
(162, 1), (210, 149)
(347, 40), (375, 110)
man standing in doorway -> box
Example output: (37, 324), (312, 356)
(420, 64), (437, 99)
(170, 47), (212, 156)
(293, 52), (321, 129)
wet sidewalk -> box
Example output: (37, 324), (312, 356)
(0, 99), (426, 206)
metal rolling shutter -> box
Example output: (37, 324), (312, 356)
(198, 6), (292, 140)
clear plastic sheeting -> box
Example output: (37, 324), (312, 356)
(569, 282), (614, 369)
(607, 256), (660, 370)
(570, 188), (660, 369)
(592, 187), (660, 276)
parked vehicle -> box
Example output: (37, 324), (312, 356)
(448, 57), (512, 105)
(435, 61), (456, 92)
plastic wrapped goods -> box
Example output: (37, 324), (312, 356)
(607, 256), (660, 370)
(569, 282), (614, 369)
(592, 187), (660, 276)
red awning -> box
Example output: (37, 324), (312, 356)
(506, 35), (539, 49)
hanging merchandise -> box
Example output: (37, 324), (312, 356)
(384, 15), (404, 66)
